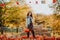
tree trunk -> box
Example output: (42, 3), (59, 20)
(1, 28), (4, 34)
(16, 27), (18, 33)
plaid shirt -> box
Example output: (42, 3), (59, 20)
(26, 16), (32, 27)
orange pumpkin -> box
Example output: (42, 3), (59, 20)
(16, 2), (19, 5)
(51, 36), (55, 40)
(9, 36), (15, 40)
(21, 36), (27, 38)
(0, 3), (4, 6)
(30, 35), (34, 39)
(53, 0), (56, 3)
(24, 29), (29, 32)
(36, 35), (40, 38)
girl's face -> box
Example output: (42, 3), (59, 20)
(29, 12), (32, 16)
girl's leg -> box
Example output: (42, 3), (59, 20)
(27, 25), (30, 38)
(31, 30), (35, 38)
(27, 31), (30, 38)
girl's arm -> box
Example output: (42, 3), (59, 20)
(26, 18), (28, 27)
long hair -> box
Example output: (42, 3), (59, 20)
(27, 11), (32, 18)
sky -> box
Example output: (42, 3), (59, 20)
(0, 0), (59, 15)
(0, 0), (10, 2)
(25, 0), (55, 15)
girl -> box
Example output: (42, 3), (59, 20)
(26, 11), (35, 38)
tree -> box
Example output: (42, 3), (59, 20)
(0, 6), (3, 34)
